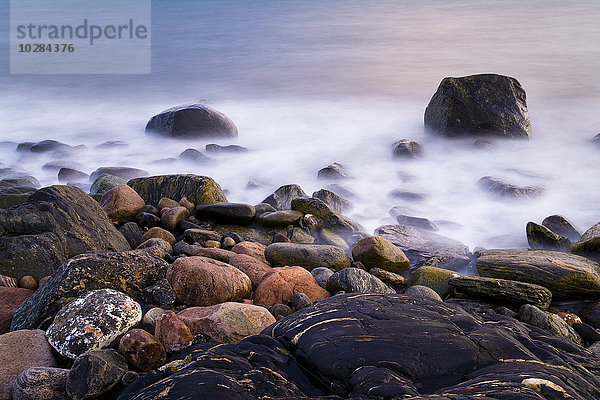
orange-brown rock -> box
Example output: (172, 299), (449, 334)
(166, 256), (251, 306)
(101, 184), (146, 223)
(253, 266), (329, 306)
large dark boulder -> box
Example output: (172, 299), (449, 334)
(117, 337), (304, 400)
(0, 186), (130, 279)
(128, 175), (227, 206)
(11, 251), (168, 331)
(424, 74), (532, 138)
(264, 293), (600, 398)
(145, 104), (238, 139)
(262, 184), (307, 211)
(375, 224), (470, 271)
(477, 249), (600, 299)
(117, 293), (600, 399)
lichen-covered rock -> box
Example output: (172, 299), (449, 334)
(375, 224), (470, 271)
(178, 302), (276, 344)
(145, 104), (238, 138)
(66, 349), (128, 400)
(154, 311), (193, 353)
(0, 185), (130, 280)
(166, 256), (251, 306)
(12, 367), (69, 400)
(101, 184), (146, 223)
(262, 184), (307, 210)
(424, 74), (531, 138)
(568, 221), (600, 262)
(12, 251), (167, 331)
(119, 329), (166, 371)
(0, 329), (57, 400)
(519, 304), (583, 346)
(477, 249), (600, 299)
(195, 203), (256, 225)
(526, 221), (570, 251)
(327, 267), (395, 294)
(449, 275), (553, 309)
(253, 266), (330, 306)
(478, 176), (543, 198)
(265, 242), (351, 271)
(542, 215), (582, 242)
(128, 174), (227, 207)
(351, 235), (410, 273)
(408, 265), (460, 298)
(46, 289), (142, 358)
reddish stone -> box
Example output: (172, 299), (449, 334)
(0, 287), (34, 333)
(178, 302), (275, 344)
(119, 328), (166, 371)
(154, 311), (193, 353)
(140, 227), (177, 246)
(136, 238), (173, 258)
(253, 266), (330, 307)
(231, 241), (268, 263)
(101, 184), (146, 223)
(166, 256), (251, 306)
(229, 254), (272, 289)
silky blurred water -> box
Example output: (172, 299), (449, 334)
(0, 0), (599, 249)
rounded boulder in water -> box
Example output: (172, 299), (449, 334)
(145, 104), (238, 139)
(46, 288), (142, 359)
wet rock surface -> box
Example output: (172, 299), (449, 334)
(424, 74), (531, 138)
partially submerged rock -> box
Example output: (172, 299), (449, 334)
(526, 221), (570, 251)
(375, 224), (470, 271)
(262, 184), (307, 210)
(424, 74), (531, 138)
(478, 176), (543, 199)
(145, 104), (238, 138)
(568, 221), (600, 262)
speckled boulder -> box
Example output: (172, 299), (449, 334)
(178, 302), (275, 344)
(326, 267), (395, 294)
(253, 266), (330, 306)
(166, 256), (251, 306)
(154, 311), (193, 353)
(46, 289), (142, 358)
(231, 241), (268, 263)
(228, 254), (272, 289)
(12, 251), (167, 331)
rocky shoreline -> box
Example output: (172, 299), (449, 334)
(1, 74), (600, 399)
